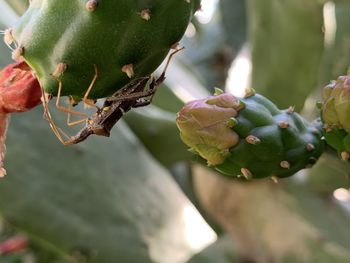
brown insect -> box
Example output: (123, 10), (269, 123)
(41, 48), (183, 145)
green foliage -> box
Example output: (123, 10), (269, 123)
(1, 0), (350, 262)
(305, 152), (350, 195)
(4, 0), (28, 14)
(219, 0), (247, 51)
(0, 21), (11, 65)
(12, 0), (200, 99)
(186, 235), (238, 263)
(124, 105), (192, 166)
(318, 1), (350, 86)
(247, 0), (324, 111)
(0, 108), (200, 263)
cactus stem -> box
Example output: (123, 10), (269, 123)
(287, 106), (295, 114)
(306, 143), (315, 151)
(214, 87), (224, 96)
(11, 46), (24, 61)
(51, 63), (67, 79)
(121, 64), (135, 78)
(227, 117), (238, 128)
(271, 176), (279, 184)
(241, 168), (252, 180)
(280, 161), (290, 169)
(86, 0), (99, 11)
(278, 121), (289, 129)
(341, 151), (350, 161)
(139, 9), (151, 21)
(246, 135), (261, 145)
(244, 88), (256, 98)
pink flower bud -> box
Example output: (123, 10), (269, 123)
(176, 93), (242, 166)
(323, 75), (350, 132)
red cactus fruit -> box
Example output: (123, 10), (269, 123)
(0, 62), (41, 177)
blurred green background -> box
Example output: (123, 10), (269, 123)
(1, 0), (350, 262)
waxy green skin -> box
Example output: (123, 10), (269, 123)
(215, 94), (324, 179)
(12, 0), (200, 99)
(177, 92), (325, 179)
(323, 129), (350, 155)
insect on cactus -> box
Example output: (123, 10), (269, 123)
(2, 0), (200, 144)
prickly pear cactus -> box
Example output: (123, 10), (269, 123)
(321, 74), (350, 161)
(8, 0), (200, 99)
(176, 90), (325, 179)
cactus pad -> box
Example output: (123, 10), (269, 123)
(10, 0), (200, 100)
(176, 91), (325, 179)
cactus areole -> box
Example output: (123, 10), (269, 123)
(176, 90), (325, 180)
(10, 0), (200, 100)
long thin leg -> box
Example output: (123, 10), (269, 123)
(106, 88), (156, 102)
(65, 64), (99, 126)
(134, 47), (185, 106)
(161, 46), (185, 78)
(43, 64), (101, 145)
(65, 65), (100, 126)
(40, 85), (72, 145)
(66, 101), (89, 126)
(82, 64), (100, 110)
(55, 79), (88, 117)
(107, 48), (184, 103)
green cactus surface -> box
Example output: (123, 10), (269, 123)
(9, 0), (200, 100)
(321, 74), (350, 161)
(176, 90), (325, 180)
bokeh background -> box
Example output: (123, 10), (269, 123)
(1, 0), (350, 262)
